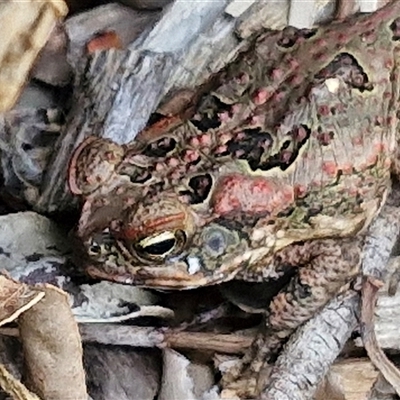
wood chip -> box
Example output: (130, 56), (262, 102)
(288, 0), (317, 28)
(224, 0), (257, 18)
(18, 284), (87, 400)
(0, 0), (68, 112)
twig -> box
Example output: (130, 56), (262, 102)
(262, 291), (360, 400)
(360, 189), (400, 397)
(1, 324), (253, 355)
(362, 277), (400, 397)
(0, 363), (41, 400)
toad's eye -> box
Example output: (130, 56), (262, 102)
(135, 230), (187, 258)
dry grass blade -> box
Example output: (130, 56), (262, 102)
(0, 363), (41, 400)
(361, 276), (400, 396)
(0, 274), (44, 327)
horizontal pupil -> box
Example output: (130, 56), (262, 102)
(142, 238), (176, 255)
(90, 244), (101, 253)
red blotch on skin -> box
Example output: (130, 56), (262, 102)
(317, 131), (333, 146)
(183, 149), (200, 163)
(167, 158), (179, 167)
(315, 38), (327, 47)
(367, 154), (378, 166)
(293, 125), (308, 142)
(199, 134), (212, 146)
(271, 68), (284, 80)
(249, 114), (264, 126)
(219, 133), (232, 145)
(335, 103), (345, 113)
(384, 158), (392, 168)
(340, 163), (353, 175)
(218, 112), (230, 122)
(318, 105), (330, 116)
(289, 75), (303, 86)
(155, 162), (164, 171)
(337, 33), (348, 44)
(280, 150), (292, 163)
(322, 161), (338, 176)
(231, 104), (241, 114)
(236, 73), (249, 85)
(387, 116), (395, 126)
(348, 187), (359, 196)
(294, 184), (307, 198)
(288, 57), (299, 70)
(190, 137), (200, 147)
(374, 142), (386, 153)
(385, 58), (394, 69)
(253, 88), (270, 105)
(212, 174), (294, 216)
(273, 91), (285, 102)
(352, 136), (363, 146)
(313, 52), (328, 62)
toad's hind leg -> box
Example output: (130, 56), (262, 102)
(222, 238), (362, 397)
(266, 238), (361, 349)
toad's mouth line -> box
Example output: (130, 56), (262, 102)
(86, 264), (241, 290)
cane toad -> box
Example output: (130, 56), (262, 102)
(69, 1), (400, 395)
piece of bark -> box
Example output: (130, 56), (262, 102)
(31, 23), (71, 87)
(0, 0), (68, 112)
(118, 0), (172, 10)
(84, 344), (161, 400)
(320, 358), (379, 400)
(361, 203), (400, 280)
(18, 284), (87, 400)
(360, 187), (400, 396)
(158, 349), (214, 400)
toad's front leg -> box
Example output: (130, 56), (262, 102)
(222, 237), (362, 398)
